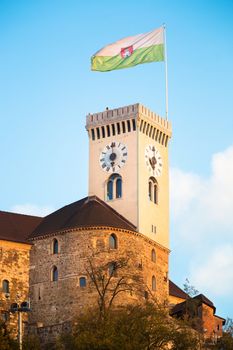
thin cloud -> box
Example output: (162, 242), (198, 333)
(191, 244), (233, 296)
(170, 145), (233, 298)
(10, 204), (54, 217)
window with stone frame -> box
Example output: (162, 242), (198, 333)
(109, 262), (117, 276)
(151, 249), (156, 262)
(152, 275), (156, 291)
(2, 280), (9, 294)
(79, 277), (87, 288)
(109, 233), (117, 249)
(51, 266), (58, 282)
(107, 173), (122, 201)
(148, 177), (158, 204)
(53, 238), (59, 254)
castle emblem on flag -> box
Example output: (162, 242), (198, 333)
(121, 45), (134, 58)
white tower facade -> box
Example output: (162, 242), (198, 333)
(86, 103), (172, 249)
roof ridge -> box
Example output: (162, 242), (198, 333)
(0, 210), (42, 219)
(86, 195), (136, 229)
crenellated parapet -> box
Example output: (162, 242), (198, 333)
(86, 103), (172, 146)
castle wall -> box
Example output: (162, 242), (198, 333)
(29, 227), (169, 335)
(0, 239), (31, 337)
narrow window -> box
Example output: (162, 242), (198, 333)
(152, 276), (156, 291)
(96, 127), (100, 139)
(132, 119), (136, 131)
(107, 180), (113, 200)
(140, 120), (143, 131)
(106, 125), (110, 137)
(142, 122), (146, 133)
(91, 129), (95, 141)
(2, 280), (9, 294)
(116, 178), (122, 198)
(117, 122), (121, 134)
(122, 121), (126, 133)
(154, 182), (158, 204)
(109, 234), (117, 249)
(53, 239), (58, 254)
(152, 128), (156, 140)
(149, 125), (153, 137)
(158, 131), (162, 143)
(148, 177), (158, 204)
(79, 277), (86, 288)
(101, 126), (105, 138)
(112, 124), (116, 136)
(146, 123), (150, 135)
(151, 249), (156, 262)
(161, 133), (165, 145)
(52, 266), (58, 282)
(127, 120), (131, 132)
(109, 262), (117, 276)
(148, 181), (152, 201)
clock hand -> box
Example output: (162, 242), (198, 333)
(109, 142), (117, 164)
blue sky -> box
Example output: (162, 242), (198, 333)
(0, 0), (233, 319)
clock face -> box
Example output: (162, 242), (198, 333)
(99, 141), (128, 173)
(145, 145), (163, 177)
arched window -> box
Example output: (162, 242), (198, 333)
(53, 238), (58, 254)
(107, 174), (122, 201)
(109, 262), (117, 276)
(107, 179), (113, 200)
(152, 276), (156, 291)
(2, 280), (9, 294)
(116, 178), (122, 198)
(109, 234), (117, 249)
(148, 177), (158, 204)
(151, 249), (156, 262)
(51, 266), (58, 282)
(79, 277), (86, 288)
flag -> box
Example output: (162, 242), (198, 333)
(91, 27), (164, 72)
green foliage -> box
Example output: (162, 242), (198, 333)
(22, 335), (41, 350)
(213, 332), (233, 350)
(57, 303), (202, 350)
(0, 321), (19, 350)
(183, 278), (199, 297)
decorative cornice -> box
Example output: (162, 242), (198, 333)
(28, 225), (170, 253)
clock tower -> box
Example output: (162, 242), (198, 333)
(86, 103), (172, 249)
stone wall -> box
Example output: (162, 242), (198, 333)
(0, 239), (31, 337)
(202, 304), (217, 339)
(169, 294), (186, 306)
(29, 227), (169, 336)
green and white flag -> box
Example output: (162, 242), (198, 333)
(91, 27), (164, 72)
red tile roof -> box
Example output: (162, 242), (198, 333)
(0, 211), (42, 244)
(169, 280), (188, 300)
(29, 196), (136, 239)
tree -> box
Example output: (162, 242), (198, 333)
(0, 320), (18, 350)
(85, 256), (144, 318)
(213, 318), (233, 350)
(57, 302), (202, 350)
(183, 278), (199, 297)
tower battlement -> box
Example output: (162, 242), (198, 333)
(86, 103), (172, 136)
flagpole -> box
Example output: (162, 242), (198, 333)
(163, 24), (169, 121)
